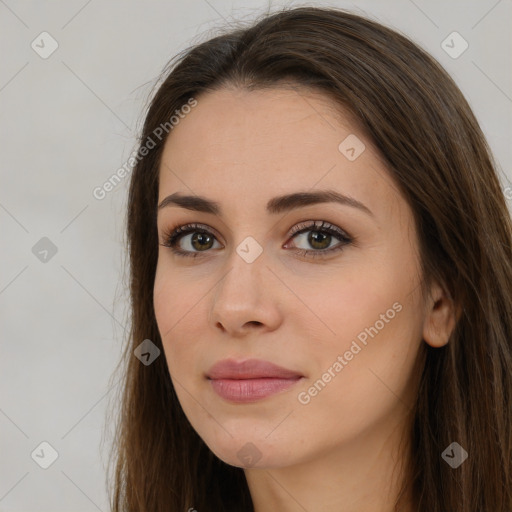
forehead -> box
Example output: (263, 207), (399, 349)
(157, 87), (399, 218)
(161, 86), (354, 169)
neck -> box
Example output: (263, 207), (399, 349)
(244, 413), (414, 512)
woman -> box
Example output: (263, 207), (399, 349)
(108, 6), (512, 511)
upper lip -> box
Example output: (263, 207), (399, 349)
(206, 358), (303, 380)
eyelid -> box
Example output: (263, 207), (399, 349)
(162, 222), (222, 244)
(160, 219), (353, 258)
(286, 220), (352, 242)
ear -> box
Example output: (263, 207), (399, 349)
(422, 281), (458, 348)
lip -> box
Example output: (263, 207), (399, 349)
(206, 358), (304, 403)
(207, 358), (303, 380)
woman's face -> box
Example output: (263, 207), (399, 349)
(154, 86), (432, 469)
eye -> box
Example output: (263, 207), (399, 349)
(284, 220), (352, 258)
(160, 223), (222, 258)
(160, 220), (353, 259)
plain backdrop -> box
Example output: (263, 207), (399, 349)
(1, 0), (511, 510)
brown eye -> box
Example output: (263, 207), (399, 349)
(307, 230), (332, 250)
(161, 220), (352, 259)
(189, 232), (215, 251)
(287, 220), (352, 256)
(160, 223), (222, 257)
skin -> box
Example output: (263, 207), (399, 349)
(153, 86), (456, 512)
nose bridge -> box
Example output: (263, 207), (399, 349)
(215, 239), (268, 304)
(209, 238), (281, 333)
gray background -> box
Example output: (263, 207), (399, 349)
(1, 0), (510, 510)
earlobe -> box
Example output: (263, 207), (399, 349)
(422, 282), (458, 348)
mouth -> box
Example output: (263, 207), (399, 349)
(206, 358), (304, 403)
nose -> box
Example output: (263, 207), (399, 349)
(209, 247), (283, 337)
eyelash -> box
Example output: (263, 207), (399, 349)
(159, 220), (353, 259)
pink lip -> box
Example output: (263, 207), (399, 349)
(206, 358), (303, 403)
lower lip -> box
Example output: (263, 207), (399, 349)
(209, 377), (302, 403)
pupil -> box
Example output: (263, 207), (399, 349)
(192, 232), (212, 251)
(309, 231), (330, 249)
(188, 230), (332, 252)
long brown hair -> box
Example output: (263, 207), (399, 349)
(107, 6), (512, 511)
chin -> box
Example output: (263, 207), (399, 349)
(212, 445), (277, 469)
(199, 429), (288, 469)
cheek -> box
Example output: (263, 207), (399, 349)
(299, 253), (424, 406)
(153, 265), (201, 372)
(301, 258), (409, 350)
(153, 257), (204, 333)
(153, 269), (176, 345)
(290, 304), (422, 451)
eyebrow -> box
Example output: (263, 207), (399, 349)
(157, 189), (373, 217)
